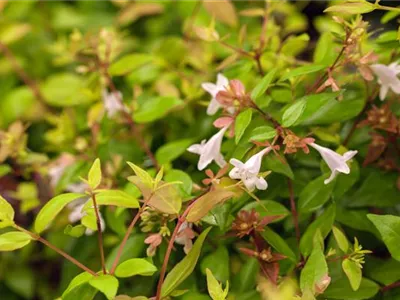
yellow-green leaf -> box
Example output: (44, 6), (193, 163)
(0, 231), (32, 252)
(0, 195), (14, 223)
(89, 275), (119, 300)
(324, 1), (376, 14)
(206, 268), (229, 300)
(342, 259), (362, 291)
(34, 193), (85, 233)
(83, 190), (139, 210)
(88, 158), (102, 190)
(115, 258), (157, 278)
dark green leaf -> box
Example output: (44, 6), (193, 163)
(161, 227), (212, 297)
(367, 214), (400, 262)
(251, 68), (277, 100)
(235, 109), (253, 144)
(298, 175), (334, 213)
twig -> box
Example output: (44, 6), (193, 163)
(382, 281), (400, 292)
(102, 69), (160, 170)
(287, 179), (300, 245)
(306, 45), (347, 94)
(155, 190), (209, 300)
(0, 41), (47, 105)
(14, 224), (97, 276)
(109, 196), (153, 274)
(250, 100), (281, 128)
(91, 193), (106, 274)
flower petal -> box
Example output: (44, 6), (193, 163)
(255, 177), (268, 190)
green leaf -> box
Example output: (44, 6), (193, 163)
(155, 139), (194, 165)
(64, 224), (86, 238)
(115, 258), (157, 278)
(206, 269), (229, 300)
(165, 170), (193, 197)
(34, 193), (85, 233)
(88, 158), (102, 190)
(349, 172), (398, 207)
(0, 231), (32, 251)
(364, 257), (400, 285)
(281, 33), (309, 56)
(201, 246), (230, 283)
(313, 32), (336, 65)
(264, 154), (294, 179)
(186, 189), (235, 223)
(89, 275), (119, 300)
(280, 65), (326, 82)
(234, 258), (259, 293)
(367, 214), (400, 262)
(248, 126), (276, 142)
(235, 109), (252, 144)
(260, 228), (296, 262)
(62, 272), (94, 298)
(300, 241), (327, 292)
(127, 162), (153, 188)
(342, 258), (362, 291)
(0, 195), (15, 223)
(324, 278), (379, 300)
(241, 199), (289, 222)
(133, 96), (183, 123)
(250, 68), (277, 100)
(296, 90), (364, 126)
(161, 227), (212, 297)
(281, 98), (306, 127)
(41, 73), (93, 107)
(109, 53), (154, 76)
(332, 226), (349, 253)
(298, 175), (334, 213)
(336, 207), (380, 238)
(324, 1), (376, 14)
(130, 176), (182, 214)
(84, 190), (139, 210)
(300, 204), (336, 256)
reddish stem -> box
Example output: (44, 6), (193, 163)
(382, 281), (400, 292)
(14, 225), (97, 276)
(91, 193), (106, 274)
(109, 197), (152, 274)
(287, 179), (300, 245)
(155, 191), (209, 300)
(0, 42), (47, 106)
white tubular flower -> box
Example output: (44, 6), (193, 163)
(201, 73), (230, 115)
(370, 62), (400, 100)
(187, 126), (228, 170)
(229, 147), (272, 192)
(102, 89), (127, 118)
(310, 143), (358, 185)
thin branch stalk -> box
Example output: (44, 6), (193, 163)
(91, 193), (106, 274)
(14, 224), (97, 276)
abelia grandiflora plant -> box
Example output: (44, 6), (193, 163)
(1, 1), (400, 300)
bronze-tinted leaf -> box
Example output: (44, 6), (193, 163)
(186, 189), (235, 223)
